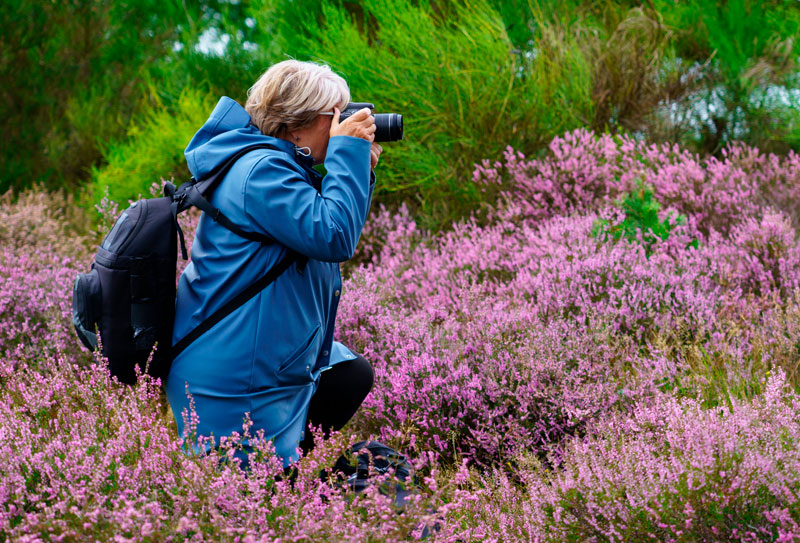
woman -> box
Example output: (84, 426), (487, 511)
(165, 60), (381, 467)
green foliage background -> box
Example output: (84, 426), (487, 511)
(89, 89), (216, 205)
(2, 0), (799, 227)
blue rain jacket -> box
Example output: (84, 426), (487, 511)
(165, 97), (374, 466)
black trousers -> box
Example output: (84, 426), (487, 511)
(299, 353), (374, 454)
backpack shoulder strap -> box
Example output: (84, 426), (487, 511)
(171, 248), (306, 360)
(181, 183), (273, 244)
(172, 143), (281, 244)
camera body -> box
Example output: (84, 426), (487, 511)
(339, 102), (403, 142)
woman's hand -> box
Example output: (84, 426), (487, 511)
(370, 142), (383, 170)
(329, 107), (376, 142)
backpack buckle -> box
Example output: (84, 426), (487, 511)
(163, 182), (177, 198)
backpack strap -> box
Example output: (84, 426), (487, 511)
(164, 183), (190, 260)
(182, 183), (274, 244)
(178, 143), (280, 210)
(173, 143), (281, 246)
(171, 249), (307, 360)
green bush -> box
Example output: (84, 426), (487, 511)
(0, 1), (265, 196)
(89, 89), (215, 206)
(250, 0), (595, 227)
(653, 0), (800, 154)
(592, 179), (691, 257)
(0, 0), (203, 194)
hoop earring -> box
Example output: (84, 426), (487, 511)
(295, 146), (311, 157)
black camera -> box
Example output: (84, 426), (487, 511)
(339, 102), (403, 142)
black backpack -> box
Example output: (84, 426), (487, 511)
(72, 144), (305, 384)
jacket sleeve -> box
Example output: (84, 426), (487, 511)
(242, 136), (372, 262)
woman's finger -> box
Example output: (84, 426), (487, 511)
(347, 107), (373, 123)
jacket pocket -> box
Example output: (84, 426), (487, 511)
(276, 324), (321, 385)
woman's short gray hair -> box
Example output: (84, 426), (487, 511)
(245, 60), (350, 138)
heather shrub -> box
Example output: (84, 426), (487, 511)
(0, 188), (92, 259)
(0, 354), (458, 542)
(0, 246), (89, 369)
(6, 132), (800, 539)
(338, 204), (783, 466)
(350, 202), (425, 270)
(351, 206), (723, 345)
(476, 129), (800, 236)
(336, 273), (627, 466)
(652, 288), (800, 407)
(473, 136), (629, 224)
(0, 189), (93, 368)
(331, 131), (800, 471)
(447, 370), (800, 542)
(729, 209), (800, 298)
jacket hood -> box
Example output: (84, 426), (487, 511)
(184, 97), (296, 180)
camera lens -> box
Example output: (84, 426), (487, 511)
(374, 113), (403, 142)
